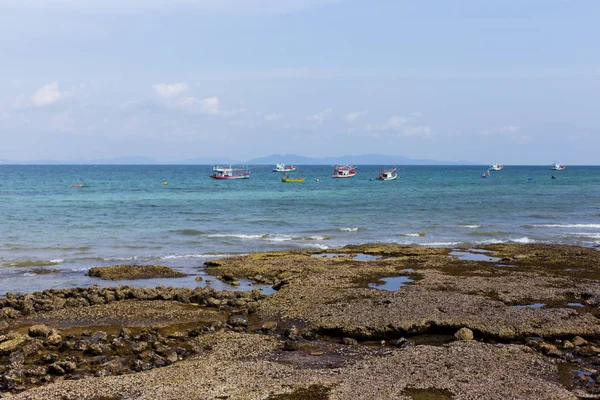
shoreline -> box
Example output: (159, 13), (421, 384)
(2, 243), (600, 398)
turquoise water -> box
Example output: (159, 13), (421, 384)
(1, 165), (599, 295)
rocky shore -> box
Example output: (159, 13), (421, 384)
(1, 244), (600, 399)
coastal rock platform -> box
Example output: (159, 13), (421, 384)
(2, 244), (600, 399)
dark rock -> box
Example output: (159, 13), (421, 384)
(342, 337), (358, 346)
(45, 332), (62, 346)
(47, 363), (66, 376)
(132, 341), (148, 354)
(283, 341), (300, 351)
(119, 327), (133, 340)
(389, 337), (412, 348)
(90, 331), (108, 343)
(87, 264), (186, 280)
(228, 315), (248, 328)
(285, 325), (300, 341)
(41, 353), (59, 364)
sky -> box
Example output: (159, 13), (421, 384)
(0, 0), (598, 164)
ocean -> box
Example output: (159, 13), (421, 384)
(1, 164), (599, 295)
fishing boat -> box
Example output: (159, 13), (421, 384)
(332, 165), (356, 178)
(552, 162), (566, 171)
(273, 163), (297, 172)
(281, 175), (305, 183)
(375, 167), (398, 181)
(490, 163), (504, 171)
(481, 170), (491, 179)
(210, 165), (250, 179)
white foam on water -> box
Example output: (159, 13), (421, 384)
(460, 225), (481, 229)
(160, 254), (234, 260)
(49, 259), (64, 264)
(532, 224), (600, 229)
(263, 234), (293, 242)
(207, 234), (264, 240)
(510, 237), (535, 244)
(572, 233), (600, 239)
(303, 243), (330, 250)
(400, 233), (424, 237)
(421, 241), (461, 247)
(339, 227), (359, 232)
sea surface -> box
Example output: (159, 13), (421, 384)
(1, 164), (599, 295)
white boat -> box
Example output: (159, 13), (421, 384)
(272, 163), (297, 172)
(332, 165), (356, 178)
(490, 163), (504, 171)
(210, 165), (250, 179)
(376, 167), (398, 181)
(552, 163), (566, 171)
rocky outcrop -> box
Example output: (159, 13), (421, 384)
(87, 265), (187, 280)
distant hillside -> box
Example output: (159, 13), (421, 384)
(246, 154), (471, 165)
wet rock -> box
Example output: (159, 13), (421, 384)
(573, 336), (588, 347)
(389, 337), (412, 348)
(207, 297), (224, 308)
(47, 363), (66, 376)
(132, 341), (148, 354)
(580, 345), (600, 356)
(119, 327), (133, 340)
(58, 361), (77, 374)
(227, 315), (248, 328)
(283, 340), (300, 351)
(45, 332), (62, 346)
(2, 307), (20, 319)
(102, 358), (128, 375)
(28, 324), (52, 338)
(0, 337), (27, 355)
(85, 343), (104, 356)
(0, 321), (9, 332)
(90, 331), (108, 343)
(342, 337), (358, 346)
(167, 331), (186, 339)
(539, 342), (562, 357)
(195, 276), (203, 282)
(87, 264), (186, 280)
(525, 337), (544, 348)
(41, 353), (59, 364)
(285, 325), (300, 341)
(261, 321), (278, 332)
(454, 327), (474, 341)
(562, 340), (575, 350)
(165, 351), (178, 364)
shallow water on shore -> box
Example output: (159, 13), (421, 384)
(1, 164), (600, 295)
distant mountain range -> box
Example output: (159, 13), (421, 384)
(0, 154), (473, 165)
(245, 154), (472, 165)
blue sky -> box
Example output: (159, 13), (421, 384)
(0, 0), (598, 163)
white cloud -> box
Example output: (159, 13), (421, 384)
(367, 114), (431, 137)
(306, 108), (332, 125)
(264, 113), (281, 121)
(482, 125), (521, 135)
(180, 96), (220, 115)
(153, 82), (189, 98)
(200, 96), (220, 115)
(31, 82), (66, 107)
(344, 110), (367, 122)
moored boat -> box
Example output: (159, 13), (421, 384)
(332, 165), (356, 178)
(375, 167), (398, 181)
(210, 165), (250, 179)
(552, 163), (566, 171)
(281, 176), (305, 183)
(273, 163), (297, 172)
(490, 163), (504, 171)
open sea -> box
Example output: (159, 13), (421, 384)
(1, 164), (599, 295)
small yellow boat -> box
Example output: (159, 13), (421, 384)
(282, 176), (305, 183)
